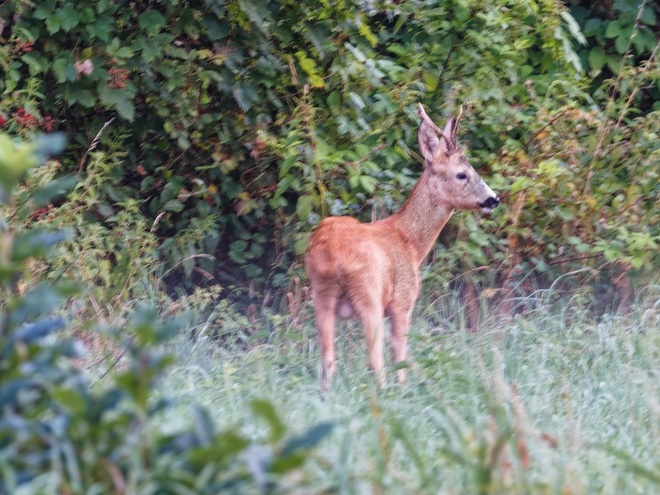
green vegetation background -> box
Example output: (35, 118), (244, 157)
(1, 0), (658, 311)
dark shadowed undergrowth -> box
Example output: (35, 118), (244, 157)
(152, 284), (660, 494)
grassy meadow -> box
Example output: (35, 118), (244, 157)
(138, 285), (660, 494)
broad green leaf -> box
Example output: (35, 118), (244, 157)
(294, 237), (308, 255)
(202, 15), (230, 41)
(68, 88), (95, 107)
(191, 404), (216, 446)
(604, 20), (621, 39)
(133, 36), (162, 62)
(640, 8), (657, 26)
(162, 199), (185, 212)
(188, 431), (249, 467)
(139, 10), (166, 36)
(52, 387), (87, 415)
(86, 14), (114, 42)
(359, 175), (377, 194)
(582, 17), (602, 36)
(20, 54), (46, 74)
(12, 318), (66, 343)
(232, 82), (260, 111)
(614, 35), (627, 55)
(45, 15), (61, 34)
(98, 84), (136, 120)
(295, 51), (324, 88)
(56, 4), (79, 32)
(52, 57), (71, 83)
(30, 175), (78, 208)
(588, 47), (606, 71)
(251, 399), (286, 442)
(296, 195), (312, 221)
(282, 422), (334, 456)
(12, 230), (72, 262)
(33, 2), (55, 19)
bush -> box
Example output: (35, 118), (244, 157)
(1, 0), (658, 314)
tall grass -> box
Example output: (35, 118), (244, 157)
(151, 284), (660, 494)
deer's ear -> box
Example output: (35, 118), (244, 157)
(443, 118), (454, 140)
(446, 106), (463, 141)
(418, 121), (449, 166)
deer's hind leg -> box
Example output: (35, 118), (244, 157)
(312, 290), (338, 394)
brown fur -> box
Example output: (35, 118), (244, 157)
(305, 104), (499, 392)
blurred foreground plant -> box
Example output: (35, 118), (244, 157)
(0, 134), (333, 494)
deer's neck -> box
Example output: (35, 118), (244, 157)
(387, 171), (454, 267)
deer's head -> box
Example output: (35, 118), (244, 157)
(417, 104), (499, 213)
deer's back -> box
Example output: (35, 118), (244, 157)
(306, 216), (419, 313)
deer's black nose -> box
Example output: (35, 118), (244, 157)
(479, 196), (500, 210)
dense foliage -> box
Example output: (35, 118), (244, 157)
(0, 0), (658, 312)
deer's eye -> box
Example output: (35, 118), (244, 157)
(456, 173), (468, 180)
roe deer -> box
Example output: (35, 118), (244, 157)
(305, 104), (499, 393)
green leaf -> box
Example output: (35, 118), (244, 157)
(56, 4), (79, 32)
(139, 10), (166, 36)
(282, 422), (334, 456)
(98, 84), (135, 120)
(21, 54), (46, 75)
(202, 15), (230, 41)
(114, 47), (134, 59)
(588, 47), (606, 71)
(606, 55), (621, 74)
(232, 82), (260, 112)
(134, 36), (163, 63)
(604, 20), (621, 39)
(251, 399), (286, 443)
(294, 237), (308, 255)
(30, 175), (78, 208)
(274, 175), (298, 199)
(86, 14), (114, 42)
(52, 58), (70, 83)
(12, 230), (72, 262)
(13, 318), (66, 344)
(296, 195), (312, 221)
(45, 15), (61, 34)
(52, 387), (87, 414)
(614, 33), (630, 54)
(162, 199), (184, 212)
(640, 8), (657, 26)
(191, 404), (216, 446)
(188, 431), (249, 467)
(359, 175), (377, 194)
(68, 88), (95, 107)
(295, 51), (324, 88)
(33, 2), (55, 19)
(79, 7), (95, 23)
(582, 17), (602, 36)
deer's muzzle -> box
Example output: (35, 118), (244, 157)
(479, 196), (500, 212)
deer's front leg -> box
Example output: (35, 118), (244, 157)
(389, 307), (413, 383)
